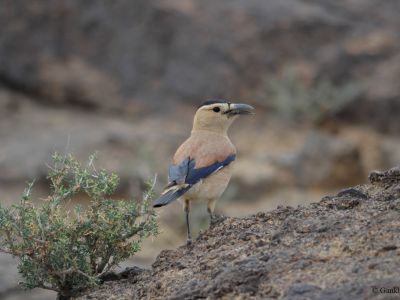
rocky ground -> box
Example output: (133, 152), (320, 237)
(77, 167), (400, 300)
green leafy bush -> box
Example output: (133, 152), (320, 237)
(0, 153), (158, 298)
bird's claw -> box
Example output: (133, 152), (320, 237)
(210, 214), (227, 226)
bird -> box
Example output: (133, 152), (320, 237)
(153, 99), (254, 244)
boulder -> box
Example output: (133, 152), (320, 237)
(77, 167), (400, 299)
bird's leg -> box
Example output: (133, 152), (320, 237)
(185, 207), (191, 243)
(184, 199), (192, 245)
(208, 198), (224, 226)
(207, 207), (215, 225)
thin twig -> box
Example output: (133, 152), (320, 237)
(37, 283), (60, 293)
(0, 248), (14, 255)
(61, 134), (71, 166)
(96, 256), (114, 277)
(143, 174), (157, 202)
(50, 268), (94, 280)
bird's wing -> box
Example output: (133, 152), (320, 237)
(167, 157), (195, 185)
(166, 154), (235, 187)
(185, 154), (236, 184)
(153, 153), (235, 207)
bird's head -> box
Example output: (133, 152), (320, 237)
(192, 99), (254, 134)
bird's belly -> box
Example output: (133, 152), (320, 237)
(184, 164), (233, 201)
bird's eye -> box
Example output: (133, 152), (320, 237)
(213, 107), (220, 113)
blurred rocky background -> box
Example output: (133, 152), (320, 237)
(0, 0), (399, 299)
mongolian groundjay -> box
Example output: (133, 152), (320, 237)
(153, 100), (254, 244)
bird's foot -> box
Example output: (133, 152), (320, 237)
(186, 238), (193, 247)
(210, 214), (227, 227)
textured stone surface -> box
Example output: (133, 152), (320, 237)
(78, 167), (400, 299)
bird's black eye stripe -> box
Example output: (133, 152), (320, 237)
(213, 107), (221, 113)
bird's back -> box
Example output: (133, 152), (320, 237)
(173, 131), (236, 168)
(173, 131), (236, 201)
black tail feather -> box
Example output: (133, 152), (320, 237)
(153, 186), (192, 207)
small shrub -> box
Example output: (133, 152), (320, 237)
(258, 70), (361, 124)
(0, 153), (158, 298)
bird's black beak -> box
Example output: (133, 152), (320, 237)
(224, 103), (255, 117)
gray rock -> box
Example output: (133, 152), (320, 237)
(291, 131), (364, 188)
(76, 167), (400, 299)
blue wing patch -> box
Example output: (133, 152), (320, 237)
(168, 157), (195, 185)
(153, 153), (236, 207)
(167, 153), (236, 186)
(185, 153), (236, 184)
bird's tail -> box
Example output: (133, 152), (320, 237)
(153, 185), (192, 207)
